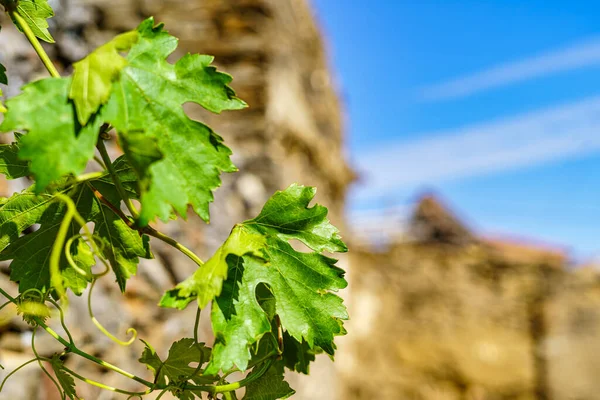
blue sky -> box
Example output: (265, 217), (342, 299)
(312, 1), (600, 258)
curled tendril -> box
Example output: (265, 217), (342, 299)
(127, 395), (144, 400)
(50, 193), (95, 304)
(0, 358), (42, 392)
(88, 278), (137, 346)
(46, 191), (139, 347)
(46, 298), (75, 345)
(31, 328), (66, 400)
(20, 288), (46, 302)
(64, 233), (110, 279)
(64, 235), (93, 279)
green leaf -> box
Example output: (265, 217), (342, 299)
(248, 184), (348, 253)
(0, 187), (63, 253)
(117, 131), (163, 199)
(0, 78), (101, 190)
(0, 134), (29, 179)
(103, 18), (246, 225)
(95, 155), (141, 197)
(12, 0), (55, 43)
(69, 31), (139, 125)
(243, 361), (295, 400)
(50, 355), (78, 399)
(88, 178), (153, 291)
(160, 225), (265, 310)
(139, 338), (213, 388)
(0, 186), (89, 295)
(162, 185), (348, 374)
(0, 172), (151, 294)
(281, 333), (315, 375)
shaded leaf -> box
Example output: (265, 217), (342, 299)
(0, 171), (150, 295)
(0, 60), (7, 84)
(117, 131), (163, 199)
(281, 332), (315, 375)
(0, 61), (6, 113)
(243, 361), (295, 400)
(139, 338), (213, 388)
(50, 355), (78, 399)
(0, 134), (29, 179)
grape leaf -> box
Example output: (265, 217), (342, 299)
(0, 78), (102, 190)
(0, 133), (29, 179)
(103, 18), (246, 225)
(50, 355), (78, 399)
(281, 333), (315, 375)
(159, 224), (265, 310)
(162, 185), (348, 374)
(94, 155), (141, 197)
(161, 184), (347, 310)
(0, 186), (66, 253)
(247, 185), (347, 253)
(139, 338), (214, 390)
(69, 31), (139, 125)
(116, 131), (163, 199)
(0, 157), (135, 254)
(0, 171), (151, 294)
(243, 361), (295, 400)
(11, 0), (55, 43)
(86, 178), (153, 290)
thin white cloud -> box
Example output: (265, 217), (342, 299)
(353, 96), (600, 201)
(420, 37), (600, 101)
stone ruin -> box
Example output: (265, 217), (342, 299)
(347, 195), (600, 400)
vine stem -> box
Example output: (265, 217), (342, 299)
(210, 359), (273, 394)
(97, 138), (139, 219)
(85, 181), (205, 268)
(8, 9), (60, 78)
(144, 226), (204, 267)
(0, 286), (153, 388)
(61, 364), (151, 397)
(0, 286), (274, 395)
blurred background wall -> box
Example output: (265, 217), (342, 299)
(2, 1), (600, 400)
